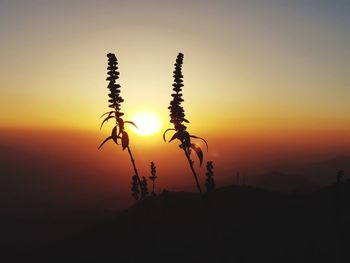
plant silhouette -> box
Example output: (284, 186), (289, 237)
(98, 53), (142, 198)
(131, 175), (140, 200)
(140, 176), (149, 198)
(205, 161), (215, 193)
(149, 161), (157, 196)
(163, 53), (208, 194)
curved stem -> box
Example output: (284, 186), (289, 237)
(127, 146), (143, 197)
(182, 147), (202, 194)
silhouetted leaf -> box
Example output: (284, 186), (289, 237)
(190, 135), (208, 151)
(100, 115), (116, 130)
(121, 131), (129, 150)
(111, 126), (119, 144)
(98, 136), (113, 149)
(190, 143), (203, 167)
(100, 111), (114, 119)
(125, 121), (138, 129)
(169, 132), (180, 143)
(162, 128), (176, 142)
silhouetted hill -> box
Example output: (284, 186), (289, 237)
(10, 183), (350, 263)
(271, 156), (350, 185)
(244, 156), (350, 193)
(248, 171), (319, 193)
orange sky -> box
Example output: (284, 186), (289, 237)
(1, 127), (349, 187)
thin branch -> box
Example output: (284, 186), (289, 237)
(127, 146), (143, 195)
(182, 147), (202, 194)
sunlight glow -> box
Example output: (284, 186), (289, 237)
(130, 112), (162, 136)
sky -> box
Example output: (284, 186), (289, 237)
(1, 0), (349, 131)
(1, 0), (350, 208)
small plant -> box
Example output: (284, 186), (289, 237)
(131, 175), (140, 200)
(140, 176), (149, 198)
(163, 53), (208, 194)
(205, 161), (215, 193)
(149, 161), (158, 196)
(98, 53), (142, 198)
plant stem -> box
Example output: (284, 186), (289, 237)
(182, 147), (202, 194)
(127, 146), (142, 196)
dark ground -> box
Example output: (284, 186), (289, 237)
(3, 181), (350, 263)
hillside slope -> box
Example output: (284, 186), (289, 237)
(8, 184), (350, 263)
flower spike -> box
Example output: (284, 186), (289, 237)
(99, 53), (137, 150)
(163, 53), (209, 194)
(98, 53), (142, 201)
(164, 53), (208, 167)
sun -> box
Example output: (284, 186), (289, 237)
(130, 112), (162, 136)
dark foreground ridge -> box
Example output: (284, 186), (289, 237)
(5, 183), (350, 263)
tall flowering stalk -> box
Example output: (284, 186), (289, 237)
(98, 53), (142, 196)
(163, 53), (208, 194)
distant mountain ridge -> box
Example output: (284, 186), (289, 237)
(245, 156), (350, 193)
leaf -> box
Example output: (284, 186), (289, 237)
(111, 126), (119, 144)
(113, 138), (120, 144)
(100, 115), (115, 130)
(100, 111), (114, 119)
(162, 128), (176, 142)
(125, 121), (138, 129)
(121, 131), (129, 150)
(169, 132), (180, 143)
(98, 136), (113, 149)
(190, 143), (204, 167)
(190, 135), (208, 151)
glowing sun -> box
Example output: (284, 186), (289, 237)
(130, 112), (162, 136)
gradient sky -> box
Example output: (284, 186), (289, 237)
(1, 0), (349, 132)
(1, 1), (350, 204)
